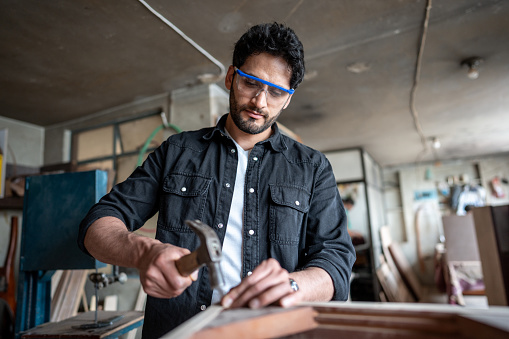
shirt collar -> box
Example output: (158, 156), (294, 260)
(203, 113), (288, 153)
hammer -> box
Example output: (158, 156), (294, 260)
(175, 219), (227, 297)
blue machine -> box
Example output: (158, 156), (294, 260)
(15, 170), (108, 336)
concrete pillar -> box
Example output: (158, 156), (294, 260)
(170, 83), (228, 131)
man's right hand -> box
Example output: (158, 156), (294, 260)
(137, 242), (198, 299)
(84, 217), (198, 299)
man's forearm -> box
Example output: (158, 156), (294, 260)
(83, 216), (157, 268)
(289, 267), (334, 302)
(84, 216), (196, 299)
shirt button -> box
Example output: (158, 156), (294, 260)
(181, 187), (187, 192)
(295, 201), (300, 206)
(225, 183), (231, 188)
(230, 149), (236, 154)
(253, 157), (258, 161)
(218, 223), (224, 229)
(249, 188), (254, 193)
(200, 305), (206, 311)
(247, 271), (253, 276)
(248, 229), (254, 235)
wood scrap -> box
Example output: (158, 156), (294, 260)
(376, 255), (414, 302)
(50, 269), (88, 322)
(389, 241), (423, 301)
(379, 226), (417, 302)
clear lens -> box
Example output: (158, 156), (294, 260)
(236, 73), (290, 106)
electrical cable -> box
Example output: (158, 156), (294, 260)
(136, 122), (182, 167)
(138, 0), (226, 81)
(410, 0), (433, 159)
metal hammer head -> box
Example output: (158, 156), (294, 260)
(184, 220), (226, 293)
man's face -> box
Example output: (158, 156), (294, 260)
(225, 53), (293, 135)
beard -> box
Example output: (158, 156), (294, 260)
(229, 86), (282, 135)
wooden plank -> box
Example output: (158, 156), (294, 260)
(380, 226), (418, 302)
(173, 301), (509, 339)
(376, 256), (414, 302)
(472, 206), (508, 306)
(21, 311), (144, 338)
(164, 306), (317, 339)
(173, 306), (318, 339)
(126, 286), (147, 339)
(161, 305), (224, 339)
(388, 241), (423, 301)
(51, 270), (89, 322)
(103, 295), (118, 311)
(306, 302), (509, 339)
(442, 214), (480, 262)
(165, 299), (509, 339)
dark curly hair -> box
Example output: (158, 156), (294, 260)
(232, 22), (305, 90)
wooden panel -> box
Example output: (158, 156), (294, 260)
(191, 306), (317, 339)
(376, 257), (414, 303)
(379, 226), (417, 302)
(50, 270), (88, 322)
(388, 242), (423, 301)
(472, 206), (508, 306)
(442, 214), (480, 262)
(168, 302), (509, 339)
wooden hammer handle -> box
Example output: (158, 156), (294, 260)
(175, 251), (202, 277)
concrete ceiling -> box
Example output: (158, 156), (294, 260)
(1, 0), (508, 167)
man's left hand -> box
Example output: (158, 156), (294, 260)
(221, 258), (300, 309)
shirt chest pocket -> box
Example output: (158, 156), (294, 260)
(159, 173), (212, 232)
(269, 184), (310, 245)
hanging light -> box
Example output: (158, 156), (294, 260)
(461, 57), (484, 80)
(432, 137), (441, 149)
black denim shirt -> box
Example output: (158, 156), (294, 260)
(78, 114), (355, 339)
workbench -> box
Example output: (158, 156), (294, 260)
(164, 302), (509, 338)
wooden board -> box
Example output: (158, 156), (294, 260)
(388, 241), (423, 301)
(376, 257), (414, 303)
(21, 311), (144, 338)
(167, 302), (509, 339)
(50, 269), (89, 322)
(442, 214), (480, 262)
(164, 306), (317, 339)
(472, 206), (509, 306)
(192, 306), (317, 339)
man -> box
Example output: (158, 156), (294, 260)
(78, 22), (355, 338)
(342, 197), (365, 246)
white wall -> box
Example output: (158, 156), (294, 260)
(0, 116), (43, 281)
(0, 116), (44, 167)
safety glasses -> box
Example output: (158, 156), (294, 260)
(234, 67), (294, 107)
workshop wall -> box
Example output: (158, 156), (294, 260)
(0, 117), (43, 296)
(43, 92), (171, 166)
(0, 116), (44, 167)
(382, 153), (509, 285)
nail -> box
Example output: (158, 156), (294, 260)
(222, 297), (232, 309)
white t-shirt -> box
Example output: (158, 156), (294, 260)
(211, 135), (248, 304)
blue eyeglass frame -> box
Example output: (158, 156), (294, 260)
(235, 67), (295, 95)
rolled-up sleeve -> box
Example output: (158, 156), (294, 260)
(77, 141), (167, 256)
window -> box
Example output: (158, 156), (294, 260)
(72, 109), (173, 185)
